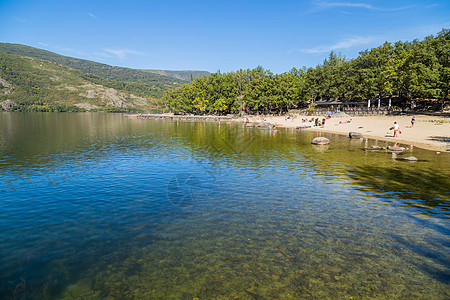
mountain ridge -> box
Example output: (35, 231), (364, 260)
(0, 52), (156, 112)
(0, 43), (210, 84)
(0, 43), (210, 112)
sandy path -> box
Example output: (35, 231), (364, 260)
(247, 114), (450, 152)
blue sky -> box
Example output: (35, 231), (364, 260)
(0, 0), (449, 74)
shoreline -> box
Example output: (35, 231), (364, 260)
(259, 114), (450, 152)
(126, 113), (450, 152)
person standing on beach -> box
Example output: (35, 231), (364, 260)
(393, 121), (399, 137)
(411, 116), (415, 127)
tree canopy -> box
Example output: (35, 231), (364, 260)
(162, 29), (449, 114)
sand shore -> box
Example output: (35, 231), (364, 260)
(247, 114), (450, 152)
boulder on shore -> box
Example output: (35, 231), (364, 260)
(349, 132), (364, 139)
(245, 123), (254, 127)
(365, 146), (385, 151)
(255, 122), (271, 128)
(311, 137), (330, 145)
(296, 125), (311, 129)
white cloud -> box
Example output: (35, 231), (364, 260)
(313, 1), (374, 10)
(103, 48), (144, 60)
(34, 43), (146, 62)
(311, 1), (412, 11)
(294, 36), (376, 54)
(87, 13), (98, 21)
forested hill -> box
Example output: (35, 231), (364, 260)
(141, 70), (211, 82)
(0, 43), (208, 85)
(0, 52), (160, 112)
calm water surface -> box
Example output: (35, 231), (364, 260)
(0, 112), (449, 299)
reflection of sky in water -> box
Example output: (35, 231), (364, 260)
(0, 113), (448, 299)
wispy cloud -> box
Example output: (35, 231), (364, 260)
(425, 4), (445, 9)
(32, 42), (147, 62)
(313, 1), (374, 9)
(87, 12), (99, 21)
(311, 1), (412, 11)
(104, 48), (144, 60)
(293, 36), (376, 54)
(12, 17), (27, 23)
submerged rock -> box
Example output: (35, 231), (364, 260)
(401, 156), (418, 161)
(365, 146), (385, 151)
(311, 137), (330, 145)
(349, 132), (364, 139)
(387, 146), (406, 151)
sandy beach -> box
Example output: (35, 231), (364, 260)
(248, 114), (450, 152)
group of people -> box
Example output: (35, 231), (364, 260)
(301, 117), (326, 128)
(314, 118), (326, 128)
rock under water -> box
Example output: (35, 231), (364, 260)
(311, 137), (330, 145)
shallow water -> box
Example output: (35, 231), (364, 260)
(0, 112), (449, 299)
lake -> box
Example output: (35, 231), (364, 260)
(0, 112), (449, 299)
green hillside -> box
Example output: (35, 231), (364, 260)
(142, 69), (211, 81)
(0, 52), (159, 112)
(0, 43), (188, 86)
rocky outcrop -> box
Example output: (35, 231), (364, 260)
(311, 137), (330, 145)
(0, 77), (13, 94)
(74, 103), (99, 111)
(79, 84), (148, 109)
(1, 100), (16, 111)
(349, 132), (364, 139)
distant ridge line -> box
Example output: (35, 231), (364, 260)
(0, 43), (210, 83)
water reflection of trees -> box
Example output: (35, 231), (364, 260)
(347, 165), (450, 217)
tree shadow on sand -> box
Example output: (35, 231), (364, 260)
(427, 136), (450, 145)
(347, 165), (450, 218)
